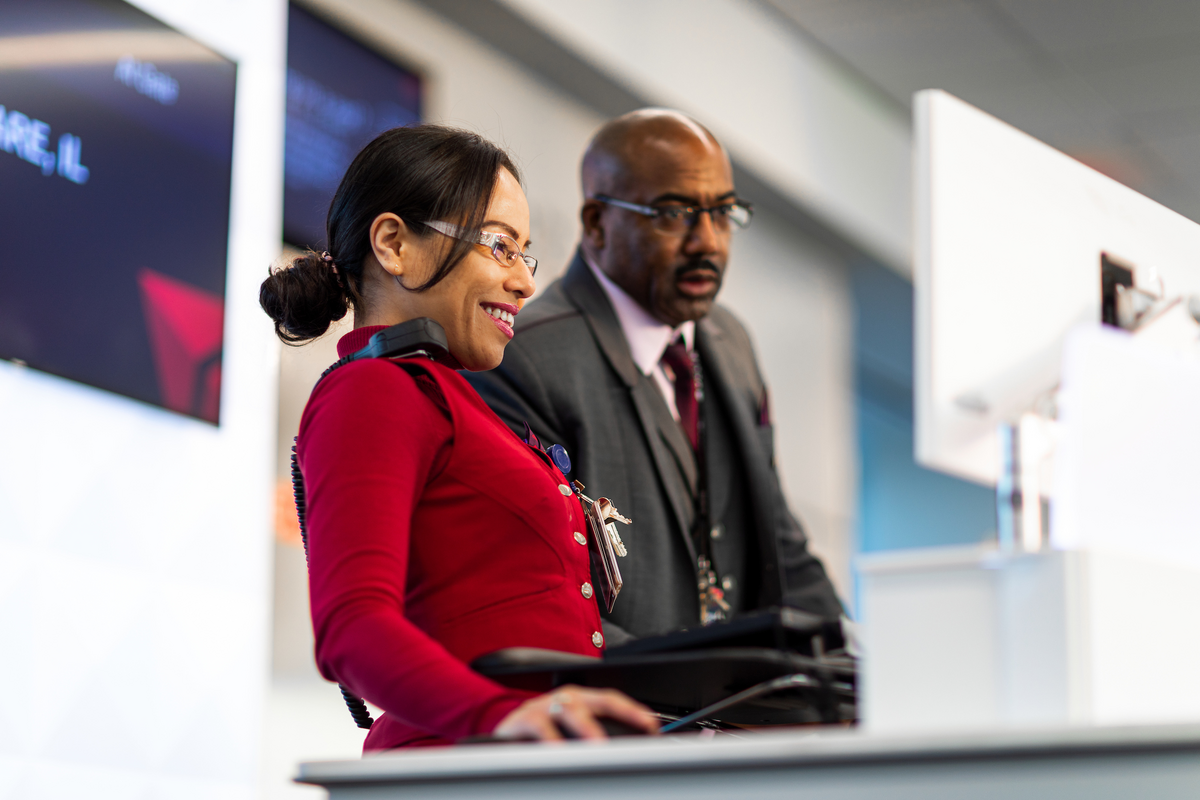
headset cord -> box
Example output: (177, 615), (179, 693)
(291, 439), (374, 730)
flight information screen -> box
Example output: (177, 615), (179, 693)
(0, 0), (236, 424)
(284, 4), (422, 251)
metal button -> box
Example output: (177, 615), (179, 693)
(558, 484), (573, 496)
(592, 631), (604, 648)
(711, 523), (725, 540)
(721, 575), (736, 591)
(573, 531), (587, 546)
(581, 582), (593, 599)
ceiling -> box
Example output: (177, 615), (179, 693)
(763, 0), (1200, 225)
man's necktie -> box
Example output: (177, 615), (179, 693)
(660, 336), (699, 450)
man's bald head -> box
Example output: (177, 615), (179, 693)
(582, 109), (725, 200)
(579, 109), (738, 327)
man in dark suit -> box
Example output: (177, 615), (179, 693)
(467, 109), (842, 644)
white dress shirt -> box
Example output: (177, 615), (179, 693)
(586, 257), (695, 422)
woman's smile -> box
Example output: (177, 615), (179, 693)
(481, 301), (518, 339)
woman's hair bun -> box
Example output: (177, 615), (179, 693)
(259, 251), (349, 343)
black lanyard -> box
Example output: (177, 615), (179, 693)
(690, 350), (730, 624)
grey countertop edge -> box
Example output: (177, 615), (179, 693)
(296, 723), (1200, 786)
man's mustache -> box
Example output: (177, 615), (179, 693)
(674, 259), (723, 282)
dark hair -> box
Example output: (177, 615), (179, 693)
(260, 124), (521, 343)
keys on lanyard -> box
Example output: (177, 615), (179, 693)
(572, 480), (632, 613)
(522, 422), (634, 613)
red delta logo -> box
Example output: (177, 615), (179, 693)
(137, 268), (224, 424)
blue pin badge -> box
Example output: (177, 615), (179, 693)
(546, 444), (572, 475)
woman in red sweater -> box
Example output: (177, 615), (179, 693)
(260, 125), (657, 750)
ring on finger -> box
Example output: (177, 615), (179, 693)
(547, 692), (570, 717)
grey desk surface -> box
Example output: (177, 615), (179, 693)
(298, 723), (1200, 799)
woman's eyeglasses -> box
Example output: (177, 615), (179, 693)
(592, 195), (754, 235)
(425, 220), (537, 277)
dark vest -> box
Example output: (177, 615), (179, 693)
(703, 360), (761, 614)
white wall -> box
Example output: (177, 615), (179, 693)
(0, 0), (284, 797)
(498, 0), (913, 274)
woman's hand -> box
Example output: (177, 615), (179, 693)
(493, 685), (660, 741)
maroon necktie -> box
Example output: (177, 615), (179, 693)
(661, 336), (698, 450)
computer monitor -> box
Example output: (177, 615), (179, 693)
(283, 4), (421, 251)
(914, 90), (1200, 487)
(0, 0), (237, 424)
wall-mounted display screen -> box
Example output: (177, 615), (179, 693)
(284, 4), (421, 251)
(0, 0), (236, 424)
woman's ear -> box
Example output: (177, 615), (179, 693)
(369, 212), (414, 280)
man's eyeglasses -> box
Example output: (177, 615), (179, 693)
(425, 220), (537, 277)
(592, 195), (754, 234)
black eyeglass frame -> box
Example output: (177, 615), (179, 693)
(592, 194), (754, 232)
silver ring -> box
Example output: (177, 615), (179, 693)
(547, 692), (569, 717)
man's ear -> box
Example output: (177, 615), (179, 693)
(369, 212), (413, 279)
(580, 200), (605, 250)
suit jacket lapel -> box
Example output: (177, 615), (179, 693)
(561, 254), (639, 386)
(563, 253), (698, 564)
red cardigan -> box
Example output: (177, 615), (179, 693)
(298, 326), (605, 751)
